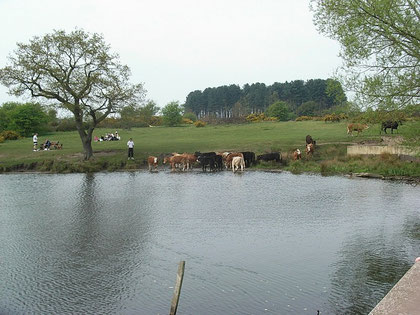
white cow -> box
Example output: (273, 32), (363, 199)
(232, 156), (245, 173)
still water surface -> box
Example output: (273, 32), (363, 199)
(0, 171), (419, 314)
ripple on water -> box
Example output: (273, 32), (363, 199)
(0, 172), (419, 314)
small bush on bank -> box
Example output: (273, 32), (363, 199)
(246, 113), (264, 122)
(194, 120), (206, 127)
(182, 118), (194, 124)
(183, 112), (197, 122)
(149, 116), (163, 126)
(246, 113), (278, 122)
(296, 116), (313, 121)
(0, 136), (4, 143)
(323, 114), (341, 122)
(0, 130), (21, 140)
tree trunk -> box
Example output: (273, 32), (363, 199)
(75, 117), (94, 160)
(76, 128), (94, 160)
(82, 134), (94, 160)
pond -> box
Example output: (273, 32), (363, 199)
(0, 171), (419, 314)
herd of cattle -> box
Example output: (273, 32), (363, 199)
(147, 135), (316, 172)
(146, 120), (401, 172)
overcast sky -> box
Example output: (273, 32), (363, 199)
(0, 0), (343, 108)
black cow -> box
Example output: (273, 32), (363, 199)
(214, 155), (223, 171)
(197, 155), (216, 172)
(306, 135), (316, 145)
(194, 151), (216, 157)
(257, 152), (281, 163)
(241, 151), (256, 167)
(381, 121), (400, 134)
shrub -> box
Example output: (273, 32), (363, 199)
(339, 113), (349, 120)
(246, 113), (257, 122)
(296, 116), (313, 121)
(150, 115), (163, 126)
(194, 120), (206, 127)
(265, 101), (292, 121)
(0, 130), (21, 140)
(323, 114), (341, 122)
(183, 112), (197, 122)
(0, 135), (4, 143)
(182, 118), (194, 124)
(246, 113), (279, 122)
(4, 103), (49, 136)
(162, 101), (183, 126)
(246, 113), (266, 122)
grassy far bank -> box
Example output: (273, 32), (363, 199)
(0, 121), (419, 177)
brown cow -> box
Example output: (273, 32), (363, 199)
(163, 155), (187, 171)
(292, 149), (302, 160)
(306, 135), (316, 146)
(347, 123), (369, 136)
(147, 156), (158, 171)
(181, 153), (198, 170)
(306, 143), (314, 157)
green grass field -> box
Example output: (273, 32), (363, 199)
(0, 120), (419, 177)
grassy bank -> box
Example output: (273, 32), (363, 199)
(0, 121), (419, 178)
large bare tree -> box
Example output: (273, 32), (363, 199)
(0, 29), (145, 159)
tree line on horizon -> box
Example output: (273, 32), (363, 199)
(184, 78), (348, 119)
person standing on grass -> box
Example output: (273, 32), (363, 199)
(127, 138), (134, 160)
(32, 133), (38, 151)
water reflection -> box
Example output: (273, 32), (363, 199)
(402, 215), (420, 241)
(55, 173), (155, 314)
(329, 230), (414, 314)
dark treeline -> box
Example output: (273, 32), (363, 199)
(184, 78), (347, 118)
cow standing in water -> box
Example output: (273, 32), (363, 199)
(147, 156), (158, 171)
(232, 156), (245, 173)
(225, 152), (244, 169)
(241, 151), (256, 167)
(163, 155), (187, 171)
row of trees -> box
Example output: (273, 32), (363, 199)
(184, 79), (347, 118)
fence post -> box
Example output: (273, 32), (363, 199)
(169, 260), (185, 315)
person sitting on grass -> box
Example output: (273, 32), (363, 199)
(44, 139), (51, 150)
(40, 139), (51, 150)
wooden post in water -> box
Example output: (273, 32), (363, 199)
(170, 260), (185, 315)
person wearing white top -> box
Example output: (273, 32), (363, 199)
(33, 133), (38, 151)
(127, 138), (134, 160)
